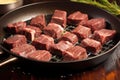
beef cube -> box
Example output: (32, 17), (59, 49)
(7, 21), (26, 34)
(30, 14), (46, 30)
(20, 27), (35, 41)
(11, 44), (36, 57)
(60, 31), (78, 44)
(3, 34), (27, 49)
(21, 25), (42, 41)
(43, 23), (64, 39)
(67, 11), (88, 26)
(51, 41), (73, 56)
(93, 29), (116, 44)
(63, 46), (88, 61)
(32, 34), (54, 50)
(84, 18), (106, 32)
(27, 25), (42, 37)
(51, 10), (67, 28)
(81, 38), (102, 55)
(78, 19), (88, 26)
(72, 25), (92, 40)
(27, 50), (52, 61)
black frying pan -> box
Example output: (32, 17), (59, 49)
(0, 1), (120, 73)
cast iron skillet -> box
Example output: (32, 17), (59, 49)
(0, 1), (120, 73)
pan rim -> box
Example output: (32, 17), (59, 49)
(0, 1), (120, 64)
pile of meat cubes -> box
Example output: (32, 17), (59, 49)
(3, 10), (116, 62)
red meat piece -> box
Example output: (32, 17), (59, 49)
(81, 38), (102, 55)
(32, 34), (54, 51)
(11, 44), (36, 57)
(51, 41), (73, 56)
(43, 23), (64, 39)
(84, 18), (106, 32)
(67, 11), (88, 26)
(60, 31), (78, 44)
(30, 14), (46, 30)
(4, 34), (27, 49)
(20, 25), (42, 41)
(72, 25), (92, 40)
(93, 29), (116, 44)
(27, 50), (52, 61)
(51, 10), (67, 28)
(63, 46), (88, 61)
(7, 21), (26, 34)
(27, 25), (42, 37)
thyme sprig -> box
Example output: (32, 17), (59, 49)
(71, 0), (120, 16)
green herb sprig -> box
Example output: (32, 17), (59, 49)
(71, 0), (120, 16)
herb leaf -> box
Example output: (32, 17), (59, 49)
(71, 0), (120, 16)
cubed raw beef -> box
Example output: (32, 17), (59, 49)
(27, 50), (52, 61)
(32, 34), (54, 50)
(81, 38), (102, 55)
(26, 25), (42, 37)
(30, 14), (46, 30)
(84, 18), (106, 32)
(60, 31), (78, 44)
(67, 11), (88, 26)
(78, 19), (88, 26)
(93, 29), (116, 44)
(51, 10), (67, 28)
(72, 25), (92, 40)
(11, 44), (36, 57)
(7, 21), (26, 34)
(20, 25), (42, 41)
(43, 23), (64, 39)
(51, 41), (73, 56)
(63, 46), (88, 61)
(3, 34), (27, 49)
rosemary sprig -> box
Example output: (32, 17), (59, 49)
(71, 0), (120, 16)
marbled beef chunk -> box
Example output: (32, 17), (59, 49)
(26, 25), (42, 37)
(3, 34), (27, 49)
(60, 31), (78, 44)
(63, 46), (88, 61)
(67, 11), (88, 26)
(11, 44), (36, 57)
(30, 14), (46, 30)
(43, 23), (64, 39)
(32, 34), (54, 51)
(93, 29), (116, 44)
(27, 50), (52, 61)
(72, 25), (92, 40)
(51, 41), (73, 56)
(81, 38), (102, 55)
(51, 10), (67, 28)
(20, 25), (42, 41)
(84, 18), (106, 32)
(7, 21), (26, 34)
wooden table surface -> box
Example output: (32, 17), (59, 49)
(0, 0), (120, 80)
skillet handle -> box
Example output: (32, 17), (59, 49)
(0, 56), (18, 67)
(0, 48), (18, 67)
